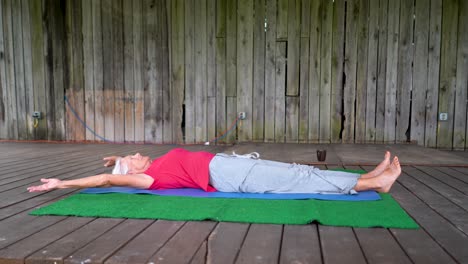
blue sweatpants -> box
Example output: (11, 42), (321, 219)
(208, 154), (361, 194)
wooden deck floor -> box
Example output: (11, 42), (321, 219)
(0, 142), (467, 264)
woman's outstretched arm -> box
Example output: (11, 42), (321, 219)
(27, 173), (154, 192)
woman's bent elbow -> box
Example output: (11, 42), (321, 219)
(99, 174), (112, 187)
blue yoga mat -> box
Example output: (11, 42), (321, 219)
(80, 187), (380, 201)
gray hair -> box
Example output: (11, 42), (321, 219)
(112, 158), (129, 175)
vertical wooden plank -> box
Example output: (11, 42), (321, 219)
(437, 0), (458, 149)
(2, 0), (18, 139)
(144, 0), (161, 143)
(207, 96), (216, 141)
(237, 0), (253, 141)
(184, 0), (195, 143)
(275, 42), (286, 142)
(298, 0), (310, 142)
(308, 0), (321, 142)
(28, 1), (47, 139)
(21, 0), (34, 140)
(226, 96), (237, 143)
(252, 0), (265, 141)
(194, 0), (207, 142)
(286, 0), (300, 96)
(375, 0), (388, 142)
(215, 38), (227, 144)
(207, 0), (217, 142)
(454, 0), (467, 150)
(68, 0), (85, 141)
(411, 0), (430, 145)
(12, 0), (27, 140)
(225, 0), (237, 98)
(354, 0), (369, 143)
(216, 0), (226, 38)
(384, 0), (400, 143)
(264, 0), (277, 142)
(123, 0), (134, 142)
(92, 0), (105, 142)
(170, 0), (184, 143)
(330, 0), (345, 143)
(396, 0), (414, 143)
(160, 0), (171, 143)
(0, 0), (6, 138)
(113, 0), (125, 142)
(45, 0), (66, 140)
(425, 0), (442, 147)
(343, 0), (359, 143)
(276, 0), (288, 40)
(319, 0), (333, 143)
(65, 0), (73, 141)
(82, 0), (95, 141)
(365, 0), (379, 143)
(102, 0), (114, 141)
(299, 55), (310, 143)
(285, 96), (299, 142)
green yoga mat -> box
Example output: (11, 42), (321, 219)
(30, 193), (418, 229)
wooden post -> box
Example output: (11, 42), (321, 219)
(437, 0), (458, 149)
(384, 0), (400, 143)
(237, 0), (253, 141)
(454, 0), (467, 150)
(354, 0), (369, 143)
(319, 0), (333, 143)
(412, 0), (430, 145)
(343, 0), (359, 143)
(275, 42), (286, 142)
(299, 0), (310, 143)
(82, 0), (95, 141)
(308, 0), (321, 143)
(396, 0), (414, 143)
(264, 0), (277, 142)
(252, 0), (266, 141)
(425, 0), (442, 147)
(170, 0), (184, 143)
(92, 0), (105, 142)
(330, 0), (345, 143)
(365, 0), (379, 143)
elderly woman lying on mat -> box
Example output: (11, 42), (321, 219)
(27, 148), (401, 194)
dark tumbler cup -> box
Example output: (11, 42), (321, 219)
(316, 149), (327, 162)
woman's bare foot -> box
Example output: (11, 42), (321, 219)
(361, 151), (391, 178)
(375, 156), (402, 193)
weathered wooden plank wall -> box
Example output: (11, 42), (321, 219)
(0, 0), (467, 150)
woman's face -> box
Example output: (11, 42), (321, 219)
(121, 153), (151, 174)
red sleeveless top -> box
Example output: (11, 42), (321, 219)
(144, 148), (216, 192)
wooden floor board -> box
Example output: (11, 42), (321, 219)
(279, 225), (322, 264)
(354, 228), (412, 263)
(361, 165), (460, 263)
(26, 218), (125, 264)
(148, 221), (217, 263)
(399, 171), (468, 235)
(234, 224), (282, 264)
(390, 182), (468, 262)
(434, 167), (468, 184)
(104, 220), (185, 264)
(63, 219), (154, 264)
(0, 217), (94, 263)
(404, 166), (468, 211)
(207, 222), (249, 264)
(415, 166), (468, 194)
(1, 143), (467, 263)
(318, 226), (366, 263)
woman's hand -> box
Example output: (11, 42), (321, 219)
(27, 178), (62, 192)
(103, 156), (120, 167)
